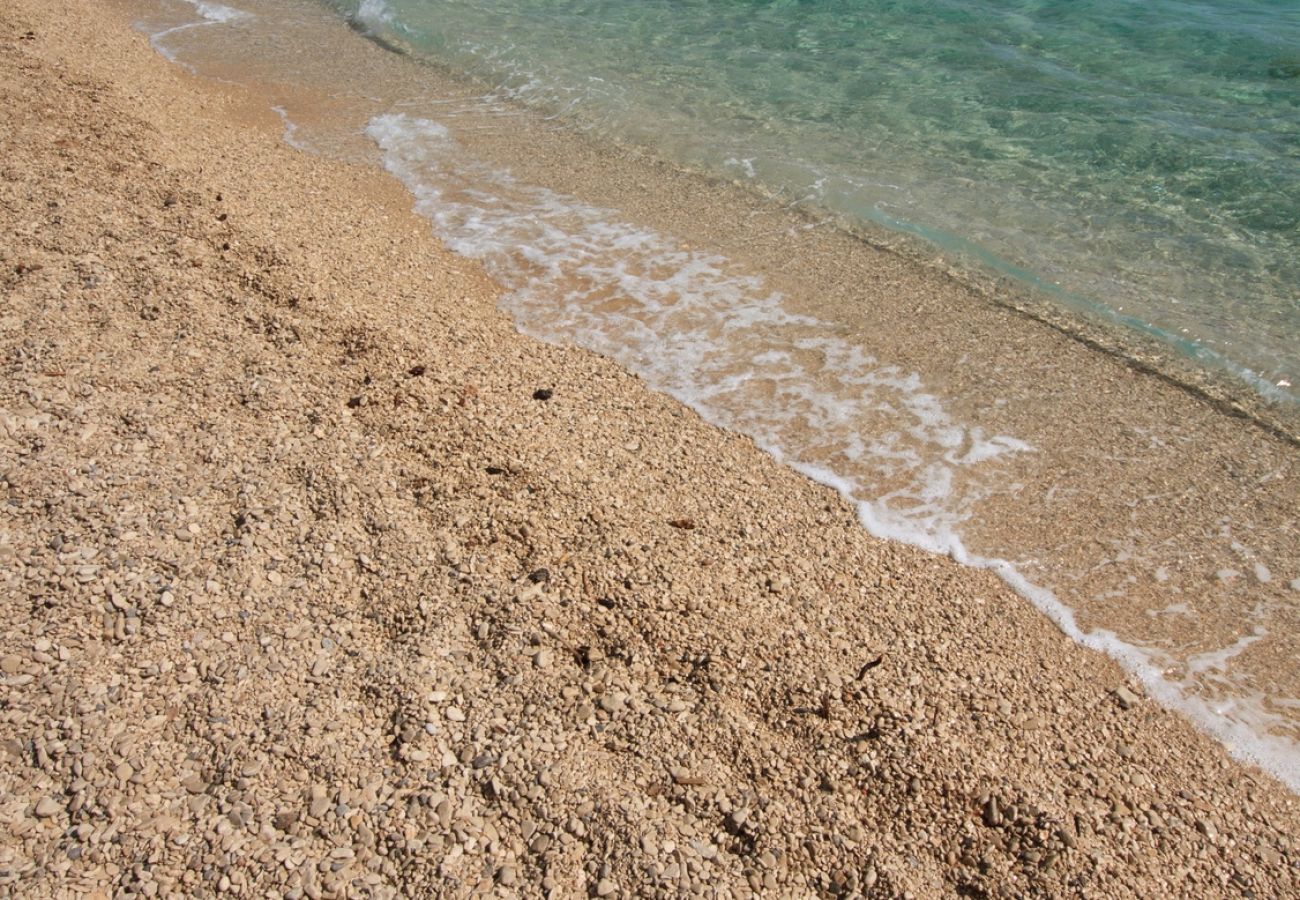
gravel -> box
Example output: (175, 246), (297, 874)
(1, 3), (1298, 897)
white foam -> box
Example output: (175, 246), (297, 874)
(724, 157), (758, 180)
(188, 0), (245, 24)
(354, 0), (394, 34)
(270, 106), (311, 153)
(1187, 629), (1267, 676)
(364, 112), (1300, 793)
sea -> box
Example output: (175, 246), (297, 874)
(343, 0), (1300, 403)
(136, 0), (1300, 789)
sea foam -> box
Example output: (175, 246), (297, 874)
(353, 0), (394, 34)
(364, 111), (1300, 792)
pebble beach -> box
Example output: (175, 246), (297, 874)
(1, 0), (1298, 896)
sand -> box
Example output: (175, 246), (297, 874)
(132, 0), (1300, 739)
(1, 0), (1297, 897)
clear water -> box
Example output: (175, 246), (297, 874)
(331, 0), (1300, 403)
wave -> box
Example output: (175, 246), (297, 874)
(365, 112), (1300, 792)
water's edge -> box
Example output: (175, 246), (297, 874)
(134, 0), (1300, 793)
(336, 0), (1300, 438)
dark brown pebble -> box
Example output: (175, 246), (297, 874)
(532, 388), (553, 400)
(856, 656), (883, 678)
(528, 568), (550, 584)
(408, 365), (426, 377)
(669, 518), (696, 530)
(983, 796), (1002, 828)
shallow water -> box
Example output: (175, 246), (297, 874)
(330, 0), (1300, 406)
(133, 0), (1300, 791)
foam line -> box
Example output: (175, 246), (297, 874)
(270, 106), (311, 153)
(362, 111), (1300, 793)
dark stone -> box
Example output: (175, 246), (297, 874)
(1267, 58), (1300, 79)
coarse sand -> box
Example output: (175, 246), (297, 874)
(1, 1), (1297, 896)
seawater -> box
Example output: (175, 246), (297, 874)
(362, 111), (1300, 790)
(135, 0), (1300, 792)
(331, 0), (1300, 405)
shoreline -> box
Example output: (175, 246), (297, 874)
(337, 9), (1300, 444)
(2, 0), (1299, 896)
(547, 115), (1300, 448)
(147, 0), (1300, 771)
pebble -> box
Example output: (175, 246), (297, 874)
(671, 767), (706, 787)
(983, 796), (1002, 828)
(2, 29), (1297, 900)
(1114, 686), (1141, 710)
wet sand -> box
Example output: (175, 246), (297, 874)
(2, 0), (1299, 896)
(132, 0), (1300, 767)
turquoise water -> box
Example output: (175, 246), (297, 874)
(331, 0), (1300, 402)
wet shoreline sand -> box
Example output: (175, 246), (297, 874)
(1, 0), (1298, 896)
(139, 0), (1300, 771)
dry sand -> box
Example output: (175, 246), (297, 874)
(1, 0), (1298, 897)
